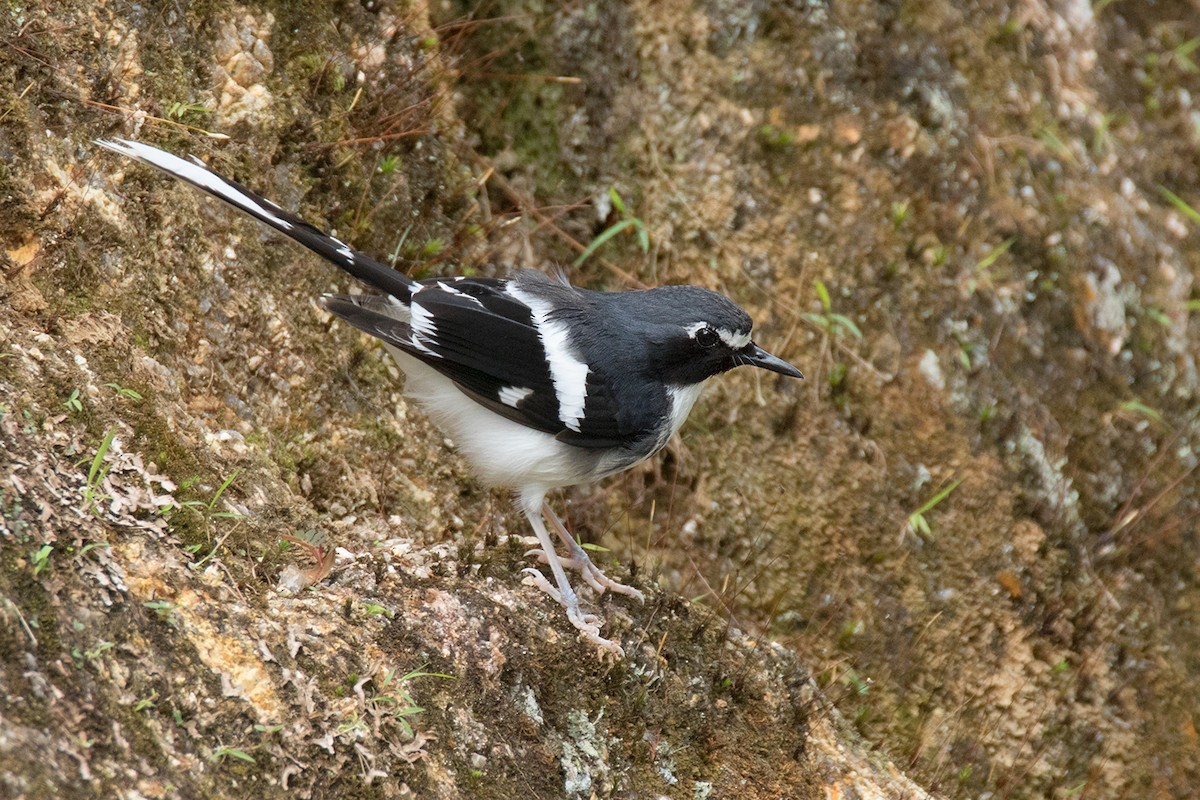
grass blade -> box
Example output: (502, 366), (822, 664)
(573, 219), (635, 267)
(1158, 186), (1200, 225)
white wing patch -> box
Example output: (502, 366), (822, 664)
(498, 385), (534, 408)
(409, 301), (440, 356)
(332, 238), (355, 262)
(96, 139), (295, 232)
(437, 281), (485, 308)
(506, 284), (589, 433)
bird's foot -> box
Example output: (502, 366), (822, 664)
(524, 548), (607, 595)
(521, 568), (624, 657)
(521, 567), (563, 603)
(576, 558), (645, 603)
(538, 506), (647, 603)
(524, 548), (585, 572)
(554, 539), (646, 602)
(567, 606), (624, 658)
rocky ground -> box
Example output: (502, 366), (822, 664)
(1, 1), (1198, 798)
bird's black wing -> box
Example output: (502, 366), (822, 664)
(552, 370), (643, 450)
(322, 279), (638, 446)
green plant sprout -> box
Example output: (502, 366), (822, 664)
(133, 690), (158, 712)
(1117, 400), (1162, 423)
(179, 469), (243, 519)
(841, 667), (870, 696)
(902, 477), (963, 542)
(63, 389), (83, 413)
(1143, 307), (1172, 328)
(104, 382), (143, 401)
(757, 123), (796, 150)
(966, 237), (1017, 295)
(371, 666), (455, 737)
(418, 238), (445, 258)
(143, 600), (181, 628)
(800, 281), (862, 339)
(360, 601), (395, 618)
(81, 428), (116, 514)
(573, 188), (650, 267)
(1091, 111), (1121, 155)
(76, 541), (110, 558)
(30, 544), (53, 576)
(1158, 186), (1200, 225)
(1170, 37), (1199, 73)
(82, 640), (115, 663)
(800, 280), (863, 402)
(378, 154), (401, 175)
(387, 222), (415, 267)
(1036, 127), (1074, 163)
(975, 237), (1015, 273)
(209, 744), (256, 764)
(165, 101), (211, 123)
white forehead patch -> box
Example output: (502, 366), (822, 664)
(718, 327), (752, 350)
(686, 322), (751, 350)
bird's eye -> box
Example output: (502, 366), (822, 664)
(694, 326), (720, 348)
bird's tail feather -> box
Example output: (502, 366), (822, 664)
(96, 138), (419, 302)
(317, 293), (414, 350)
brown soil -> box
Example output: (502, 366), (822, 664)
(1, 1), (1198, 798)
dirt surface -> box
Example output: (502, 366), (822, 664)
(2, 1), (1199, 798)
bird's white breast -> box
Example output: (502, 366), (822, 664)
(666, 384), (705, 440)
(383, 345), (596, 492)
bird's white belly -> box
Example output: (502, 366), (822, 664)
(383, 345), (595, 492)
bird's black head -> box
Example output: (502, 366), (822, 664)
(605, 285), (804, 386)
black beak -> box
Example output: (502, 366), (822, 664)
(738, 343), (804, 379)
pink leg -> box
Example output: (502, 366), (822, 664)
(518, 492), (624, 657)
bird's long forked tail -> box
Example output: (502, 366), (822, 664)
(95, 138), (419, 302)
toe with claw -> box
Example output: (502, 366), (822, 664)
(519, 492), (633, 657)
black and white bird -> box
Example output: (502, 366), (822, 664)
(97, 138), (804, 656)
